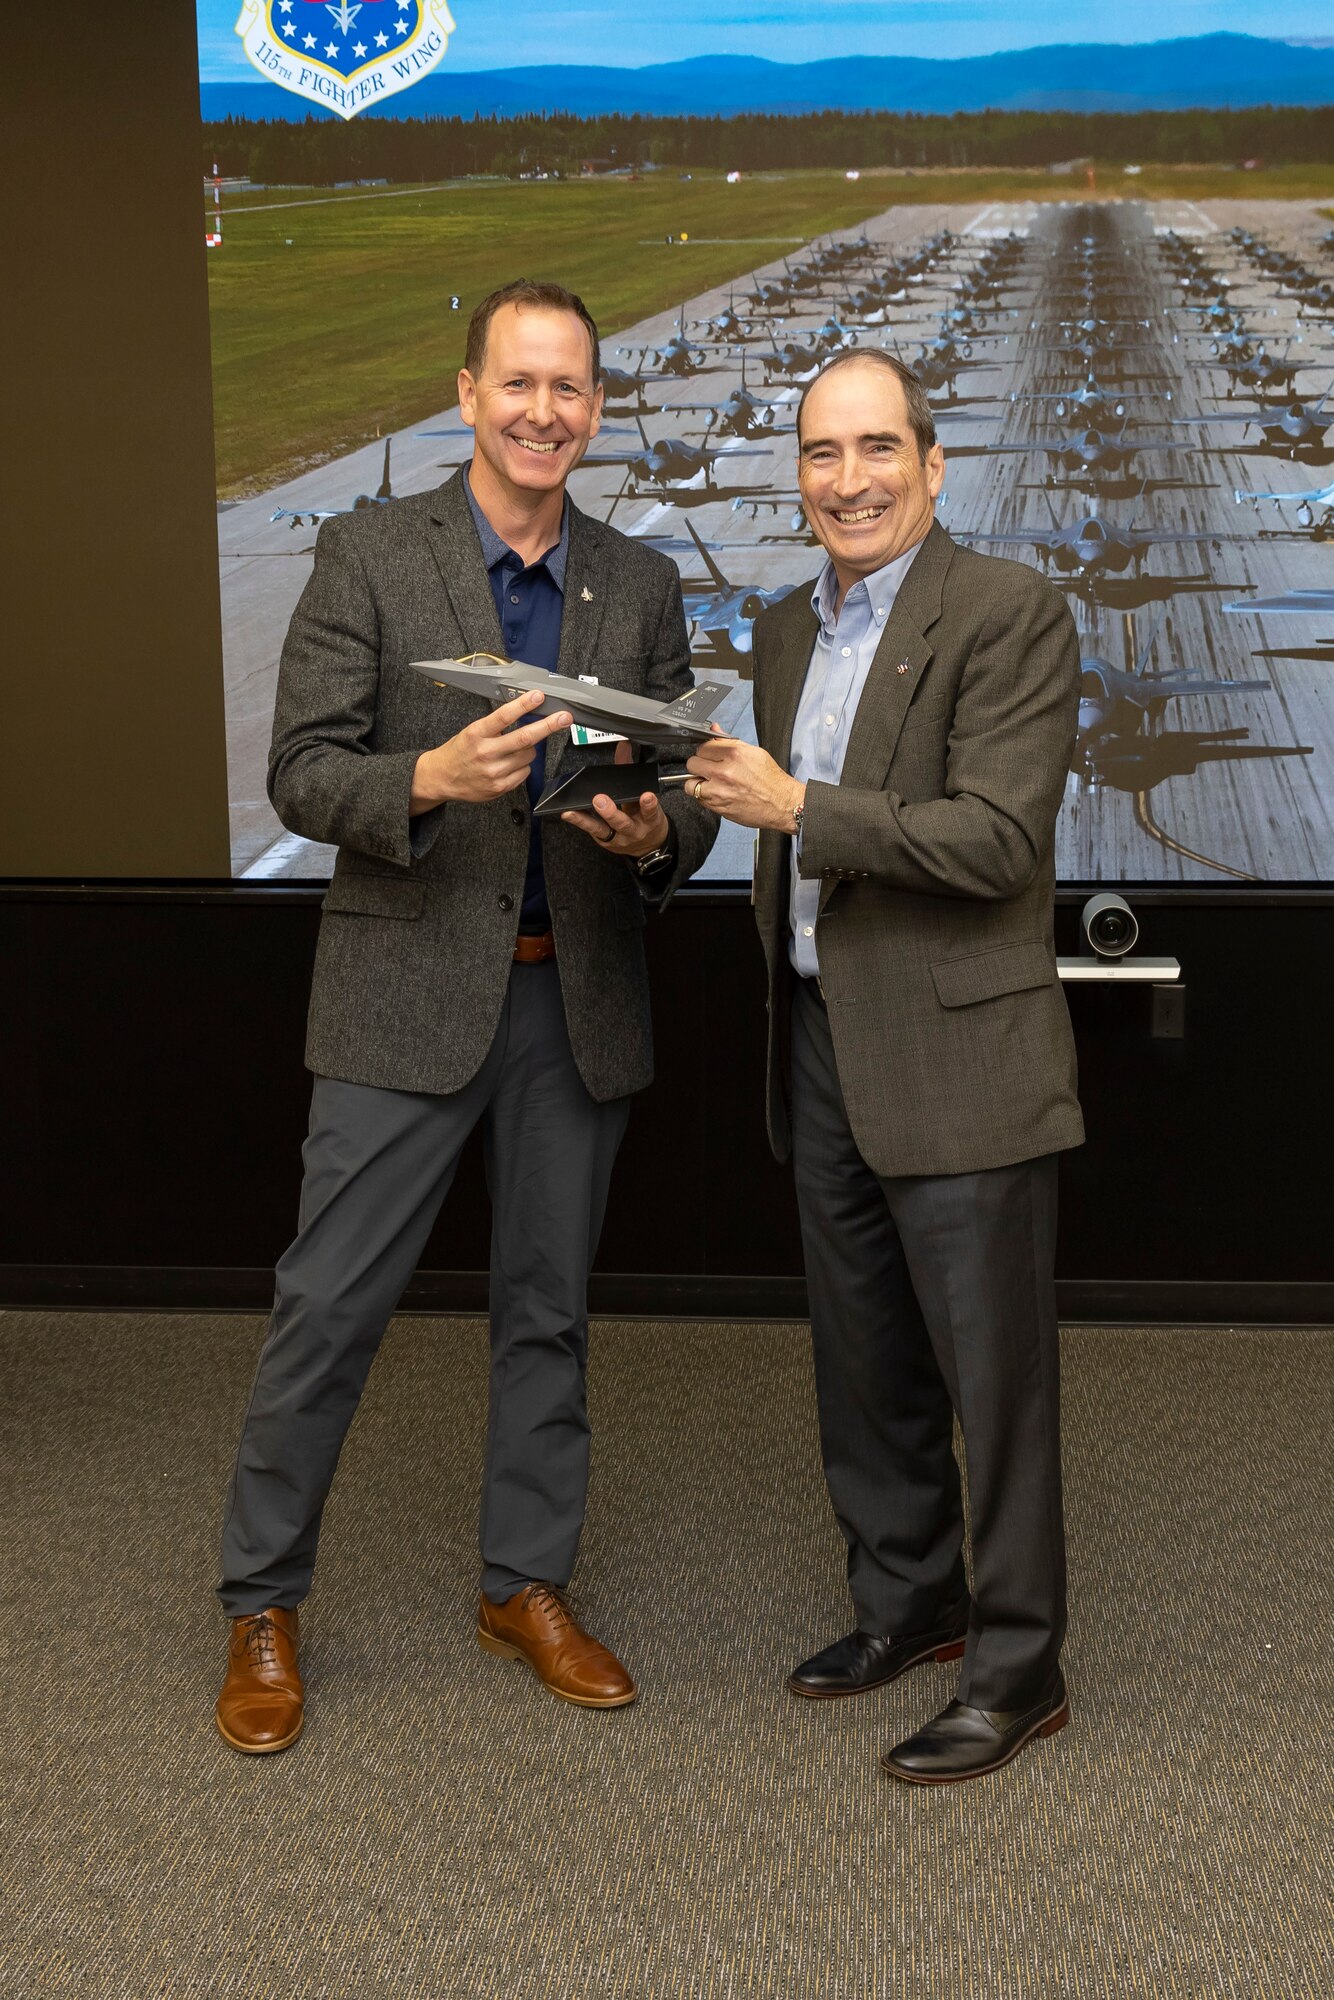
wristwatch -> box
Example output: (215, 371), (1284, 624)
(791, 800), (805, 837)
(633, 842), (675, 877)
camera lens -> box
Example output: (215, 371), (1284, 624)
(1093, 907), (1133, 950)
(1081, 893), (1139, 958)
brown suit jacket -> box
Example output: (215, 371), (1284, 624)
(751, 519), (1085, 1178)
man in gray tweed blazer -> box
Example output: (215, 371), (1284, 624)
(215, 280), (714, 1753)
(688, 349), (1083, 1786)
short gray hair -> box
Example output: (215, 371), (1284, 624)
(797, 350), (937, 461)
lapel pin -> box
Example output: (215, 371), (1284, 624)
(580, 585), (594, 603)
(897, 659), (912, 675)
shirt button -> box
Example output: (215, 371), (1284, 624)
(498, 893), (514, 913)
(841, 645), (852, 658)
(825, 713), (835, 727)
(803, 925), (814, 938)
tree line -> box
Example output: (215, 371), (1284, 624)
(202, 104), (1334, 184)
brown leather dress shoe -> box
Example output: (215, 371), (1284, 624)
(215, 1607), (304, 1753)
(478, 1585), (637, 1708)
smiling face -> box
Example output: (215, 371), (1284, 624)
(798, 358), (945, 595)
(458, 302), (603, 514)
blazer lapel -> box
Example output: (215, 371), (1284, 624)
(766, 592), (821, 775)
(547, 502), (609, 782)
(753, 586), (819, 941)
(424, 470), (506, 657)
(424, 477), (608, 785)
(837, 520), (954, 792)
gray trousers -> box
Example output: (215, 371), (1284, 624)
(219, 962), (629, 1616)
(790, 976), (1066, 1710)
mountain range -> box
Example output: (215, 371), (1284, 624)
(200, 33), (1334, 122)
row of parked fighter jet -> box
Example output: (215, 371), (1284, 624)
(263, 205), (1329, 801)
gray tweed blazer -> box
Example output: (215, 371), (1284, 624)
(268, 469), (716, 1101)
(751, 520), (1085, 1178)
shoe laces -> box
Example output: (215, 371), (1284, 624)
(519, 1583), (572, 1629)
(239, 1612), (282, 1666)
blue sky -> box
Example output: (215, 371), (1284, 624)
(197, 1), (1334, 78)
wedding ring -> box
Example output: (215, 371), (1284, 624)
(692, 779), (705, 802)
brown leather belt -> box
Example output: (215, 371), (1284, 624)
(513, 930), (557, 965)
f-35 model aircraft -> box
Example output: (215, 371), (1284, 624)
(409, 652), (733, 750)
(1234, 476), (1334, 537)
(270, 436), (393, 529)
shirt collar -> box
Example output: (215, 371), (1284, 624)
(809, 533), (929, 638)
(463, 463), (569, 593)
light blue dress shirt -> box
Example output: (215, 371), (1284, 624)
(788, 539), (926, 978)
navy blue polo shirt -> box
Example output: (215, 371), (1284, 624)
(464, 468), (569, 933)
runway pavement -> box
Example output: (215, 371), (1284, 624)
(216, 196), (1334, 884)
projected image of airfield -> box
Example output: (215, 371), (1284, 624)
(214, 190), (1334, 884)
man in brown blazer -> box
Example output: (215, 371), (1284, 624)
(687, 349), (1084, 1785)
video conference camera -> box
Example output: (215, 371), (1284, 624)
(1081, 893), (1139, 959)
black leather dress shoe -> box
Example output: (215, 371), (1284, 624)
(788, 1611), (969, 1699)
(881, 1672), (1070, 1784)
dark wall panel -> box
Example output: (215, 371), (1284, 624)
(3, 889), (1330, 1317)
(6, 3), (229, 875)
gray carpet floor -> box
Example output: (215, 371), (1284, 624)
(0, 1313), (1329, 2000)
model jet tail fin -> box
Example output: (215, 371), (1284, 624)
(661, 682), (733, 727)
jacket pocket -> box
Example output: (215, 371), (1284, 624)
(930, 940), (1053, 1009)
(322, 875), (426, 920)
(899, 695), (952, 733)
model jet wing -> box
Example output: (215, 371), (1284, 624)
(409, 653), (733, 747)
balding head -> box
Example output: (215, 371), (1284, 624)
(796, 353), (945, 592)
(797, 350), (937, 461)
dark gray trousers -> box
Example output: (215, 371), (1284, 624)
(219, 962), (629, 1616)
(790, 976), (1066, 1709)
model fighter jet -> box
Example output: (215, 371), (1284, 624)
(410, 653), (733, 753)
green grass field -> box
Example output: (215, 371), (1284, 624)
(206, 165), (1334, 496)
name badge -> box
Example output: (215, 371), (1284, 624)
(570, 674), (627, 747)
